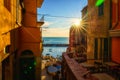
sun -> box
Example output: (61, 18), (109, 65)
(73, 19), (82, 26)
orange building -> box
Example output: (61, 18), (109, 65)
(0, 0), (44, 80)
(0, 0), (21, 80)
(109, 0), (120, 64)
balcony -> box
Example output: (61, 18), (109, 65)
(37, 0), (44, 8)
(62, 52), (98, 80)
(37, 15), (44, 27)
(109, 29), (120, 37)
(62, 51), (120, 80)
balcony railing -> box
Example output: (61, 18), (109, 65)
(37, 0), (44, 8)
(62, 52), (98, 80)
(37, 15), (44, 27)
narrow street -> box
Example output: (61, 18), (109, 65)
(0, 0), (120, 80)
(41, 60), (52, 80)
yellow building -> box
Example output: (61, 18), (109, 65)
(0, 0), (44, 80)
(0, 0), (21, 80)
(87, 0), (111, 61)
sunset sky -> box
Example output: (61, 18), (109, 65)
(37, 0), (87, 37)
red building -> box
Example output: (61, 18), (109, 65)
(109, 0), (120, 64)
(69, 24), (86, 54)
(69, 25), (76, 49)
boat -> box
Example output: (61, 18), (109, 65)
(46, 53), (50, 56)
(49, 49), (52, 52)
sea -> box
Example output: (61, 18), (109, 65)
(42, 37), (69, 58)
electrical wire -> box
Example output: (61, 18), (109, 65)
(37, 14), (80, 19)
(0, 2), (81, 20)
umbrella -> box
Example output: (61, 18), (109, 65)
(56, 65), (61, 71)
(47, 65), (58, 74)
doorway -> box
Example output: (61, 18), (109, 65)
(19, 50), (35, 80)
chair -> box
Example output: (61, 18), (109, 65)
(94, 61), (107, 73)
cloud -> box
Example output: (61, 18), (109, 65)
(42, 18), (82, 37)
(42, 27), (69, 37)
(68, 18), (82, 25)
(42, 21), (53, 27)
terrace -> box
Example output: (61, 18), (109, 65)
(62, 52), (120, 80)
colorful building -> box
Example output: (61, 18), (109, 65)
(69, 5), (88, 54)
(0, 0), (21, 79)
(109, 0), (120, 64)
(69, 24), (87, 54)
(0, 0), (44, 80)
(81, 5), (88, 53)
(87, 0), (111, 61)
(69, 25), (76, 51)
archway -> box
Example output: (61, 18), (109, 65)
(19, 50), (36, 80)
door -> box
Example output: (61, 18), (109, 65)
(94, 38), (98, 59)
(19, 57), (35, 80)
(19, 50), (35, 80)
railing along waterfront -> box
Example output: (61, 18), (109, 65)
(62, 52), (98, 80)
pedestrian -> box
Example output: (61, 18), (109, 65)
(52, 71), (60, 80)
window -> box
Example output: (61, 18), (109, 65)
(98, 3), (104, 16)
(94, 38), (98, 59)
(4, 0), (11, 12)
(4, 45), (11, 54)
